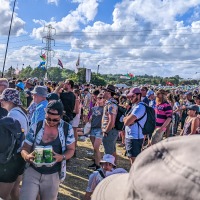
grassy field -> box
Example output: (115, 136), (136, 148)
(57, 137), (130, 200)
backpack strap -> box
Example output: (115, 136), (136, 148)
(63, 121), (69, 137)
(15, 108), (29, 129)
(35, 121), (43, 136)
(96, 169), (105, 179)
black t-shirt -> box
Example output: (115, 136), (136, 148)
(0, 103), (8, 119)
(25, 87), (34, 107)
(60, 91), (76, 121)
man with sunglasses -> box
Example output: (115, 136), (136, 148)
(123, 88), (147, 165)
(20, 100), (75, 200)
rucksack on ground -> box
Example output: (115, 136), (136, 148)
(136, 103), (156, 135)
(0, 117), (24, 164)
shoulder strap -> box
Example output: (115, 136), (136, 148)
(35, 121), (43, 136)
(15, 108), (29, 128)
(63, 121), (69, 137)
(135, 103), (147, 123)
(96, 169), (105, 179)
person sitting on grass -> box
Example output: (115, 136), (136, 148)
(84, 154), (127, 200)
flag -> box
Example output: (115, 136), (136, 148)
(38, 61), (46, 68)
(15, 67), (20, 75)
(58, 59), (63, 68)
(40, 53), (46, 61)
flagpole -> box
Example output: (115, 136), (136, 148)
(1, 0), (17, 78)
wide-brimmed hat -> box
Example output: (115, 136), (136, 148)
(0, 88), (22, 106)
(126, 87), (141, 97)
(16, 82), (25, 90)
(31, 86), (47, 97)
(104, 85), (116, 93)
(92, 136), (200, 200)
(100, 154), (116, 167)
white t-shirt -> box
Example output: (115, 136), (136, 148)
(8, 107), (29, 135)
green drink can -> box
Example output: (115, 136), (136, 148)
(34, 146), (44, 163)
(44, 146), (53, 163)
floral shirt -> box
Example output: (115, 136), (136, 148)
(25, 119), (75, 182)
(101, 98), (118, 131)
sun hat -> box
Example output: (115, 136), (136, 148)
(16, 82), (25, 90)
(0, 88), (22, 106)
(104, 85), (116, 93)
(92, 136), (200, 200)
(126, 88), (141, 97)
(31, 86), (47, 97)
(100, 154), (116, 167)
(146, 90), (154, 98)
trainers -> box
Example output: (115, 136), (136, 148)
(88, 163), (96, 169)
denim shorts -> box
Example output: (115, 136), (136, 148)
(90, 128), (103, 139)
(125, 138), (144, 158)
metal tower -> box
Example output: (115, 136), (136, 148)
(41, 24), (56, 72)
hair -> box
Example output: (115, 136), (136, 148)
(73, 89), (80, 96)
(0, 78), (9, 88)
(93, 90), (100, 96)
(141, 87), (148, 92)
(66, 80), (74, 89)
(167, 93), (174, 103)
(156, 89), (166, 104)
(119, 95), (127, 105)
(111, 92), (115, 97)
(46, 100), (64, 116)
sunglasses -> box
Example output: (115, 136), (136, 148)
(97, 97), (103, 99)
(45, 117), (60, 122)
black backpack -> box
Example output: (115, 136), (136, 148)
(115, 105), (126, 131)
(135, 103), (156, 135)
(0, 117), (24, 164)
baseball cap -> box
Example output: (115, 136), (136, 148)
(126, 88), (141, 97)
(46, 93), (59, 101)
(92, 136), (200, 200)
(188, 105), (199, 113)
(31, 86), (47, 97)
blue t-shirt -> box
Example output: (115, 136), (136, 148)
(125, 103), (147, 139)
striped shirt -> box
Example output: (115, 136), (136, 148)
(155, 102), (172, 127)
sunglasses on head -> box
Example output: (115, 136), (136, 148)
(45, 117), (60, 122)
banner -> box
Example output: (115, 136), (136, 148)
(86, 69), (91, 83)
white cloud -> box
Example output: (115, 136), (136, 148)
(0, 0), (26, 36)
(47, 0), (59, 6)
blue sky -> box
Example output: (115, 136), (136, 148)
(1, 0), (200, 79)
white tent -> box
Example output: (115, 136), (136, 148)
(114, 83), (129, 88)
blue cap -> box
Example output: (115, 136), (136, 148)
(146, 90), (154, 98)
(16, 82), (25, 90)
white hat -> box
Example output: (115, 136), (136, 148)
(100, 154), (116, 167)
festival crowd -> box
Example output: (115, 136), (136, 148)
(0, 77), (199, 200)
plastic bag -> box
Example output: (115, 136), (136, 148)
(83, 122), (91, 135)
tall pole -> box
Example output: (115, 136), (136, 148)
(97, 65), (100, 74)
(2, 0), (17, 78)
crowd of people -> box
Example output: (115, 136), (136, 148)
(0, 77), (199, 200)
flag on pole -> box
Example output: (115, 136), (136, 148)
(38, 61), (46, 68)
(40, 53), (46, 61)
(15, 66), (20, 75)
(58, 59), (63, 68)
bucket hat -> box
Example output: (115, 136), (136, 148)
(16, 82), (25, 90)
(104, 85), (116, 93)
(100, 154), (116, 167)
(92, 136), (200, 200)
(0, 88), (22, 106)
(31, 86), (47, 97)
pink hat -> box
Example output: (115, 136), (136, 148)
(126, 88), (141, 97)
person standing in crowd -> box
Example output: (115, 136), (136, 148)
(180, 105), (199, 135)
(88, 93), (104, 170)
(84, 154), (127, 200)
(20, 100), (75, 200)
(55, 80), (76, 124)
(30, 86), (48, 125)
(83, 88), (92, 124)
(141, 86), (149, 105)
(0, 88), (29, 200)
(151, 90), (172, 145)
(0, 78), (9, 119)
(24, 78), (35, 107)
(123, 88), (147, 165)
(181, 92), (195, 129)
(16, 81), (26, 108)
(147, 90), (156, 109)
(102, 85), (118, 162)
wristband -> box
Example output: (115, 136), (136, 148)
(62, 154), (66, 161)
